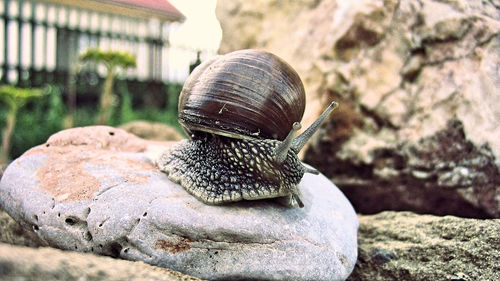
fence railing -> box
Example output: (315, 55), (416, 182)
(0, 0), (191, 86)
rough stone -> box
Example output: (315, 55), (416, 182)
(0, 126), (358, 281)
(216, 0), (500, 218)
(0, 208), (44, 248)
(0, 242), (202, 281)
(349, 211), (500, 281)
(119, 120), (185, 141)
(3, 206), (499, 280)
(0, 210), (199, 280)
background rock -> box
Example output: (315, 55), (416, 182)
(216, 0), (500, 218)
(0, 126), (358, 281)
(0, 242), (201, 281)
(119, 120), (185, 141)
(349, 211), (500, 281)
(0, 208), (43, 248)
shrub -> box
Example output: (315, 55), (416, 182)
(0, 85), (47, 163)
(0, 78), (184, 161)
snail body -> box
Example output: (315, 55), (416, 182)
(156, 49), (337, 208)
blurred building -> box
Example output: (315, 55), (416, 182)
(0, 0), (185, 105)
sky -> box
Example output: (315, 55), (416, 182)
(166, 0), (222, 81)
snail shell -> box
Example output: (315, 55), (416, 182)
(178, 49), (306, 140)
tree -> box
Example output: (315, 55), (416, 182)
(79, 48), (136, 125)
(0, 85), (44, 164)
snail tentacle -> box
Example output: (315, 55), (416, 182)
(290, 185), (304, 208)
(274, 122), (301, 164)
(292, 101), (339, 152)
(302, 165), (319, 175)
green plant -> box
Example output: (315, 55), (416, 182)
(0, 85), (44, 164)
(4, 84), (65, 161)
(80, 48), (136, 125)
(115, 79), (137, 125)
(167, 83), (183, 113)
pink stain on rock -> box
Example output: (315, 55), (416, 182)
(23, 126), (173, 202)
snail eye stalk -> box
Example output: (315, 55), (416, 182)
(274, 122), (301, 164)
(292, 101), (339, 152)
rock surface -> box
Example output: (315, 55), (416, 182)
(0, 208), (43, 248)
(0, 126), (358, 281)
(119, 120), (185, 141)
(348, 211), (500, 281)
(0, 242), (201, 281)
(3, 206), (498, 281)
(216, 0), (500, 218)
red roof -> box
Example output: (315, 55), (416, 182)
(99, 0), (185, 21)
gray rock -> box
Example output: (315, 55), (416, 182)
(0, 208), (44, 248)
(0, 242), (202, 281)
(119, 120), (185, 141)
(348, 211), (500, 281)
(0, 126), (358, 281)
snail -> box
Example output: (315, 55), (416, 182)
(156, 49), (338, 208)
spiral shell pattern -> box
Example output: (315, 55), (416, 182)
(178, 49), (306, 141)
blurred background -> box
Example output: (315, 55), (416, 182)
(0, 0), (221, 161)
(0, 0), (499, 219)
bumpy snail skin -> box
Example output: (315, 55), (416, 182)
(156, 134), (306, 208)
